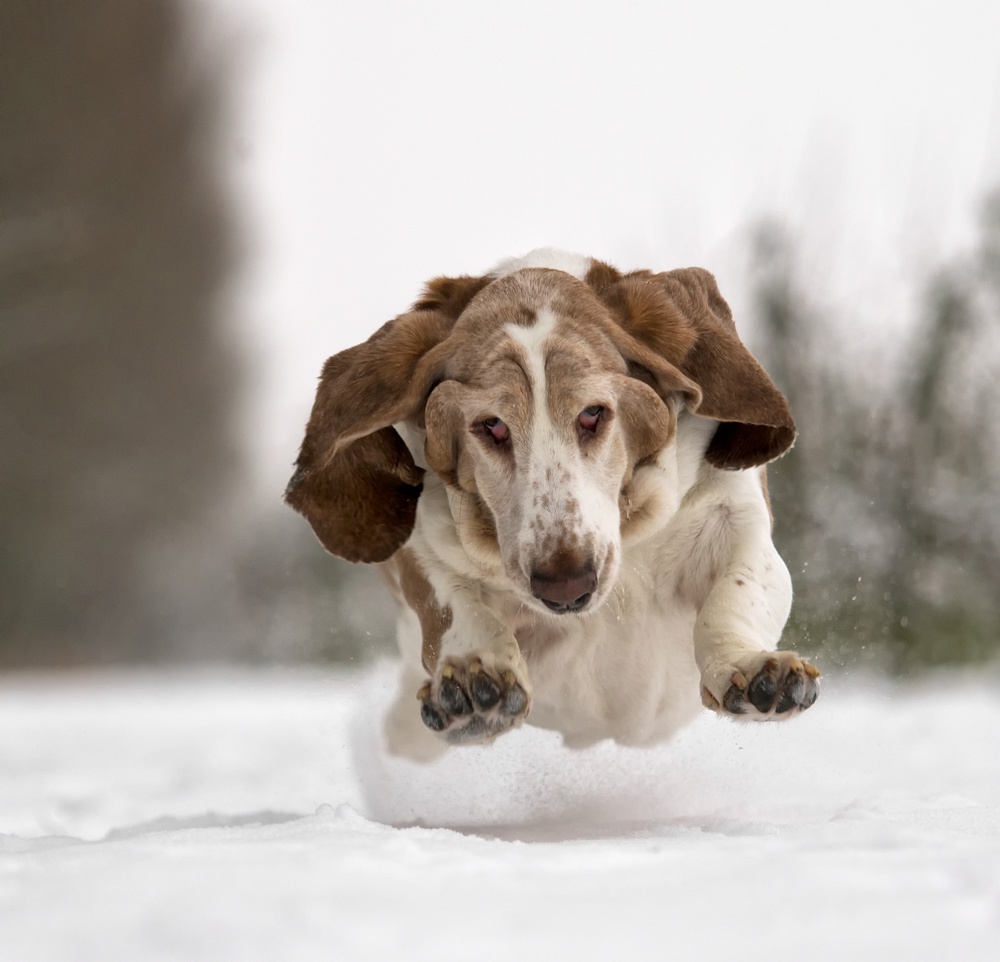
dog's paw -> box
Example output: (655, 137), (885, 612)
(701, 651), (819, 720)
(417, 654), (531, 745)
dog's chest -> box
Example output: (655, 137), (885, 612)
(514, 557), (703, 747)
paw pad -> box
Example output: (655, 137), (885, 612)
(704, 654), (819, 720)
(418, 656), (531, 744)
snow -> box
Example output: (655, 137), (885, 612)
(2, 665), (999, 960)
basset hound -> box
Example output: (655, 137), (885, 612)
(286, 249), (818, 761)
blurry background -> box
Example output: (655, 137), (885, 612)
(2, 0), (998, 672)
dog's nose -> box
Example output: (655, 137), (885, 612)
(530, 568), (597, 614)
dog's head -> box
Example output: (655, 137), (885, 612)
(286, 253), (795, 616)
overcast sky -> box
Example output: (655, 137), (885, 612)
(220, 0), (1000, 491)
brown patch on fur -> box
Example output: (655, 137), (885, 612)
(583, 258), (623, 298)
(600, 272), (700, 364)
(286, 428), (423, 563)
(424, 350), (532, 489)
(532, 543), (593, 584)
(421, 378), (505, 565)
(413, 274), (491, 319)
(613, 374), (676, 473)
(586, 265), (796, 470)
(657, 269), (795, 468)
(309, 310), (455, 459)
(286, 308), (460, 563)
(423, 380), (466, 487)
(390, 549), (453, 673)
(543, 340), (601, 394)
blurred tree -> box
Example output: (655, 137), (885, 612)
(751, 195), (1000, 671)
(0, 0), (242, 665)
(233, 519), (395, 664)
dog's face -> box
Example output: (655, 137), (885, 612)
(422, 270), (680, 615)
(285, 253), (796, 609)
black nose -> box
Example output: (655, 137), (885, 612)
(530, 568), (597, 614)
(540, 593), (592, 614)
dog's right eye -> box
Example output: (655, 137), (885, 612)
(579, 405), (604, 433)
(479, 417), (509, 445)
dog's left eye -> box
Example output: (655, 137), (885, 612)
(481, 417), (510, 445)
(579, 405), (604, 433)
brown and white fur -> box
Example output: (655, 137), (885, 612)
(286, 249), (818, 761)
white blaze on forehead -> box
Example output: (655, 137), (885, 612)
(503, 306), (621, 586)
(505, 307), (570, 486)
(505, 306), (558, 412)
(490, 248), (592, 281)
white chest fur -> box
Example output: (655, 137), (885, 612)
(395, 414), (790, 751)
(513, 540), (704, 747)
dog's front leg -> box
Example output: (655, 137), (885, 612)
(389, 549), (531, 746)
(691, 495), (819, 720)
(416, 581), (532, 745)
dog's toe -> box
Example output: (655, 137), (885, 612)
(747, 658), (781, 712)
(469, 660), (502, 710)
(774, 663), (806, 714)
(419, 699), (450, 732)
(438, 669), (473, 716)
(721, 672), (750, 714)
(499, 671), (529, 716)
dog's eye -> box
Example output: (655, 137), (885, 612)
(579, 405), (604, 433)
(481, 417), (509, 445)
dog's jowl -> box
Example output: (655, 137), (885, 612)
(287, 249), (818, 761)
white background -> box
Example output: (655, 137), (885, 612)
(215, 0), (1000, 493)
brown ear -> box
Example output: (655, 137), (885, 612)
(286, 427), (424, 563)
(412, 273), (492, 318)
(285, 303), (464, 563)
(592, 264), (795, 469)
(660, 267), (795, 468)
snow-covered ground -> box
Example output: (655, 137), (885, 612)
(1, 664), (998, 960)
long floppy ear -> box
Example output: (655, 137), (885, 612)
(284, 311), (450, 562)
(285, 274), (487, 563)
(660, 267), (796, 468)
(286, 426), (425, 563)
(592, 263), (795, 470)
